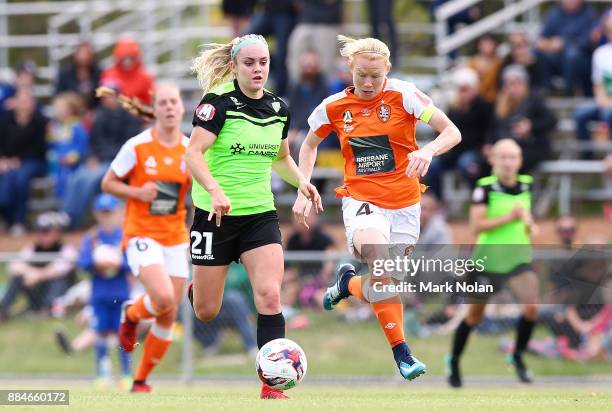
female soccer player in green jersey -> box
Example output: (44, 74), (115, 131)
(448, 138), (539, 388)
(185, 34), (322, 400)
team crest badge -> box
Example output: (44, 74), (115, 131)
(196, 104), (216, 122)
(272, 101), (281, 112)
(377, 104), (391, 123)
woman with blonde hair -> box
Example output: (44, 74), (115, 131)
(186, 34), (322, 399)
(293, 35), (461, 381)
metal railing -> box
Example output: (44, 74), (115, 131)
(0, 0), (443, 99)
(434, 0), (611, 75)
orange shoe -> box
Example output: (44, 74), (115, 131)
(119, 301), (138, 353)
(260, 384), (290, 399)
(131, 381), (152, 393)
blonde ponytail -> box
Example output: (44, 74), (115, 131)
(191, 42), (235, 95)
(337, 35), (391, 66)
(191, 34), (268, 95)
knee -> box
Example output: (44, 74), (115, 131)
(253, 286), (281, 313)
(523, 305), (538, 321)
(152, 293), (175, 314)
(465, 311), (483, 326)
(194, 302), (221, 322)
(563, 47), (583, 65)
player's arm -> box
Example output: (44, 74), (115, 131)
(406, 107), (461, 178)
(39, 245), (77, 281)
(101, 169), (157, 203)
(185, 126), (231, 225)
(292, 131), (326, 228)
(273, 139), (323, 212)
(469, 203), (523, 235)
(185, 126), (221, 193)
(297, 130), (323, 181)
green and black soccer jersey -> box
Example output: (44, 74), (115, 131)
(191, 80), (290, 215)
(471, 174), (533, 274)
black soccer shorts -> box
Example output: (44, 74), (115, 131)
(189, 207), (282, 266)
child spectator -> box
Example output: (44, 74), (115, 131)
(47, 92), (88, 200)
(78, 194), (131, 389)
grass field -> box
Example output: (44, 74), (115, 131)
(1, 312), (611, 378)
(2, 385), (612, 411)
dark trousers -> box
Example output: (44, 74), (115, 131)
(0, 160), (46, 226)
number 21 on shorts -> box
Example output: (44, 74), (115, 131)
(191, 231), (213, 255)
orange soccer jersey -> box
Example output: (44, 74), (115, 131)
(308, 78), (436, 209)
(110, 128), (190, 248)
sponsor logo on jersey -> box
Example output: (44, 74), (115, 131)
(230, 143), (246, 155)
(361, 108), (371, 117)
(163, 157), (173, 165)
(348, 135), (395, 175)
(229, 142), (280, 157)
(377, 103), (391, 123)
(196, 103), (216, 121)
(230, 96), (246, 109)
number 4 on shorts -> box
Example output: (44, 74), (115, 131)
(356, 203), (372, 216)
(191, 231), (213, 255)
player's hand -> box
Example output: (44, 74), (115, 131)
(136, 182), (158, 203)
(298, 180), (323, 214)
(293, 193), (312, 229)
(208, 186), (232, 227)
(406, 147), (434, 177)
(510, 205), (525, 221)
(22, 270), (41, 287)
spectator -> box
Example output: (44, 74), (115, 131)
(47, 92), (88, 201)
(0, 68), (15, 114)
(556, 215), (578, 249)
(286, 211), (335, 279)
(100, 38), (155, 105)
(501, 31), (548, 92)
(62, 81), (142, 228)
(287, 0), (343, 86)
(287, 50), (331, 154)
(417, 193), (452, 246)
(0, 89), (48, 235)
(192, 263), (257, 357)
(14, 60), (37, 92)
(574, 10), (612, 147)
(468, 34), (503, 103)
(366, 0), (397, 66)
(328, 56), (352, 94)
(2, 61), (38, 112)
(244, 0), (297, 96)
(425, 67), (493, 199)
(536, 0), (597, 96)
(489, 65), (557, 172)
(55, 41), (102, 109)
(222, 0), (256, 37)
(0, 212), (76, 321)
(431, 0), (480, 59)
(77, 194), (131, 388)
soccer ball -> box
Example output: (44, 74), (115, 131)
(255, 338), (307, 390)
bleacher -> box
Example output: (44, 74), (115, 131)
(2, 0), (610, 220)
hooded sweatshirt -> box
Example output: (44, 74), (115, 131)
(100, 38), (155, 105)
